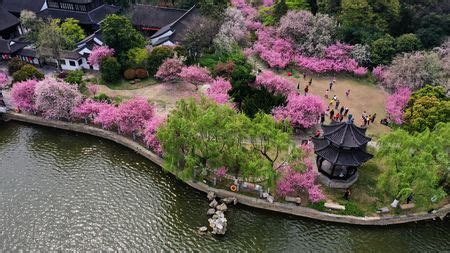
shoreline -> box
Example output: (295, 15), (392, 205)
(3, 112), (449, 226)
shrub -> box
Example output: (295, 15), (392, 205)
(214, 61), (235, 78)
(155, 58), (183, 81)
(57, 71), (68, 79)
(8, 57), (26, 75)
(100, 57), (121, 83)
(92, 93), (111, 103)
(135, 68), (149, 79)
(396, 33), (422, 54)
(12, 64), (44, 83)
(308, 201), (326, 212)
(341, 202), (364, 217)
(64, 70), (84, 84)
(123, 68), (137, 80)
(147, 46), (174, 75)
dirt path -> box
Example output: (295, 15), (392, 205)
(96, 81), (199, 116)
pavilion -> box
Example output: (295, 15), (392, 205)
(312, 121), (373, 188)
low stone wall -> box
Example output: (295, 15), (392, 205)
(4, 112), (450, 226)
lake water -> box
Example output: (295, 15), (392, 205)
(1, 122), (449, 251)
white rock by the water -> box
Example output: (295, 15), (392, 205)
(262, 192), (269, 199)
(267, 196), (274, 203)
(207, 191), (216, 201)
(207, 208), (216, 215)
(216, 203), (228, 212)
(209, 199), (218, 208)
(222, 197), (237, 205)
(198, 226), (208, 233)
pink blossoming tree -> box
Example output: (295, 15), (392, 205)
(93, 103), (117, 130)
(254, 28), (294, 69)
(273, 93), (325, 129)
(115, 97), (154, 137)
(11, 79), (38, 112)
(0, 71), (8, 89)
(88, 45), (114, 67)
(143, 115), (165, 155)
(205, 77), (232, 104)
(385, 87), (412, 124)
(34, 78), (82, 120)
(178, 66), (213, 90)
(277, 160), (325, 203)
(155, 57), (183, 81)
(255, 70), (295, 96)
(72, 99), (109, 123)
(87, 83), (99, 96)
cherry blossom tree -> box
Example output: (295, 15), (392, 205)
(372, 65), (384, 81)
(277, 160), (325, 203)
(294, 42), (366, 75)
(88, 45), (114, 67)
(155, 57), (183, 82)
(377, 51), (445, 90)
(11, 79), (38, 112)
(213, 7), (248, 53)
(143, 115), (165, 155)
(72, 99), (109, 123)
(205, 77), (232, 104)
(34, 78), (82, 120)
(178, 66), (213, 90)
(253, 28), (294, 68)
(272, 93), (325, 129)
(255, 70), (294, 96)
(87, 83), (99, 96)
(115, 97), (154, 137)
(385, 87), (412, 124)
(0, 72), (8, 89)
(93, 103), (117, 130)
(278, 10), (336, 57)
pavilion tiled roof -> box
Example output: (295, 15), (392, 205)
(37, 4), (120, 25)
(1, 0), (46, 14)
(322, 121), (371, 148)
(312, 138), (373, 167)
(0, 5), (19, 32)
(131, 4), (186, 29)
(0, 38), (29, 54)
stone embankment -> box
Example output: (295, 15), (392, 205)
(3, 112), (450, 226)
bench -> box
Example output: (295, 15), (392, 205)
(400, 203), (415, 210)
(285, 196), (301, 205)
(324, 202), (346, 211)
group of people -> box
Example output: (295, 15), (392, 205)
(361, 111), (377, 127)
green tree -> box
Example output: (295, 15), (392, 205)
(126, 47), (150, 68)
(147, 46), (174, 75)
(64, 70), (84, 85)
(101, 15), (146, 60)
(286, 0), (310, 10)
(12, 64), (44, 83)
(100, 57), (121, 83)
(197, 0), (228, 18)
(395, 33), (422, 54)
(58, 18), (86, 50)
(274, 0), (289, 22)
(403, 85), (450, 133)
(317, 0), (341, 14)
(370, 34), (396, 66)
(415, 13), (450, 48)
(36, 19), (67, 71)
(377, 123), (449, 209)
(20, 10), (43, 42)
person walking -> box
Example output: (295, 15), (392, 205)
(329, 81), (333, 90)
(329, 109), (335, 120)
(335, 99), (340, 109)
(371, 113), (377, 124)
(320, 113), (325, 124)
(333, 95), (337, 101)
(339, 114), (344, 122)
(308, 78), (313, 86)
(343, 188), (351, 200)
(367, 114), (372, 125)
(304, 85), (309, 95)
(324, 89), (329, 99)
(329, 99), (334, 107)
(340, 106), (344, 115)
(344, 107), (349, 116)
(303, 73), (306, 79)
(345, 89), (350, 97)
(297, 82), (300, 90)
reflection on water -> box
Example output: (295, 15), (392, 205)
(1, 122), (449, 251)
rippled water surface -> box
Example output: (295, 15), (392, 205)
(1, 122), (449, 251)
